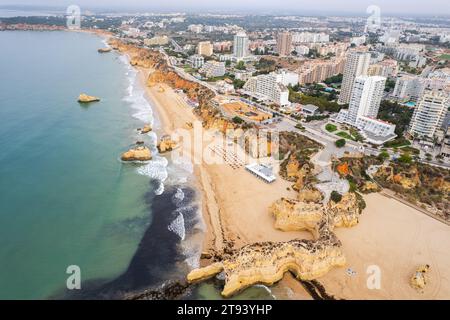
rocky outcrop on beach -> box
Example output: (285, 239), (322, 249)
(297, 187), (323, 203)
(139, 124), (152, 134)
(78, 94), (100, 103)
(270, 192), (361, 237)
(410, 265), (430, 292)
(98, 47), (112, 53)
(188, 237), (345, 298)
(157, 136), (178, 154)
(121, 146), (152, 161)
(270, 198), (324, 235)
(188, 191), (361, 298)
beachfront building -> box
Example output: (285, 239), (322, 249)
(409, 89), (449, 139)
(199, 61), (226, 78)
(273, 69), (299, 87)
(297, 57), (346, 85)
(300, 104), (319, 116)
(243, 73), (290, 106)
(233, 32), (249, 60)
(338, 51), (371, 104)
(351, 35), (367, 46)
(292, 32), (329, 43)
(368, 59), (398, 78)
(188, 24), (203, 33)
(392, 75), (424, 102)
(213, 41), (233, 52)
(189, 54), (204, 69)
(277, 32), (292, 56)
(245, 163), (276, 183)
(312, 42), (349, 58)
(197, 41), (213, 57)
(295, 45), (310, 56)
(336, 76), (396, 144)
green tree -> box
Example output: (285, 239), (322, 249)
(232, 116), (244, 124)
(235, 60), (246, 70)
(330, 191), (342, 203)
(398, 153), (412, 164)
(378, 151), (390, 161)
(335, 139), (346, 148)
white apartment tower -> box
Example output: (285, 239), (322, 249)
(338, 51), (371, 104)
(336, 76), (396, 144)
(347, 76), (386, 124)
(409, 90), (449, 139)
(233, 32), (249, 60)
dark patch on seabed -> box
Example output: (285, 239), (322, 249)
(52, 180), (200, 300)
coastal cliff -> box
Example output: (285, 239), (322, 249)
(188, 191), (362, 298)
(188, 238), (345, 298)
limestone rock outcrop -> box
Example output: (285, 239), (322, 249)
(410, 265), (430, 292)
(98, 47), (112, 53)
(187, 263), (224, 283)
(78, 94), (100, 103)
(121, 146), (152, 161)
(270, 198), (324, 235)
(297, 188), (323, 203)
(270, 192), (361, 237)
(187, 238), (346, 298)
(139, 124), (152, 134)
(157, 136), (178, 153)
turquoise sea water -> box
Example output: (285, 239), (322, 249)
(0, 31), (161, 299)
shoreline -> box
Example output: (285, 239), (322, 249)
(111, 37), (450, 300)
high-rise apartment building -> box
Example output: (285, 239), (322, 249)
(243, 73), (290, 106)
(338, 51), (371, 104)
(233, 32), (249, 60)
(346, 76), (386, 124)
(336, 76), (396, 144)
(277, 32), (292, 56)
(409, 89), (449, 138)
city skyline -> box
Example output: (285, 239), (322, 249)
(1, 0), (450, 16)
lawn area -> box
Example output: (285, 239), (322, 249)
(400, 146), (420, 155)
(336, 131), (355, 141)
(383, 137), (411, 148)
(325, 123), (337, 132)
(438, 54), (450, 61)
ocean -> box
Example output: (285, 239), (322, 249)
(0, 30), (206, 299)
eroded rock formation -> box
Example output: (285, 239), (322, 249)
(121, 146), (152, 161)
(157, 137), (178, 154)
(188, 192), (361, 298)
(410, 264), (430, 292)
(188, 237), (345, 298)
(270, 192), (360, 237)
(78, 94), (100, 103)
(139, 124), (152, 134)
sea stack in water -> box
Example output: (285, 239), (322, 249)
(157, 135), (178, 153)
(98, 47), (112, 53)
(139, 124), (152, 134)
(78, 94), (100, 103)
(121, 146), (152, 161)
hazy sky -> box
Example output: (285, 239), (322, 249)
(1, 0), (449, 15)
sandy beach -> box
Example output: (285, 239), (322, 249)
(134, 62), (450, 300)
(321, 192), (450, 299)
